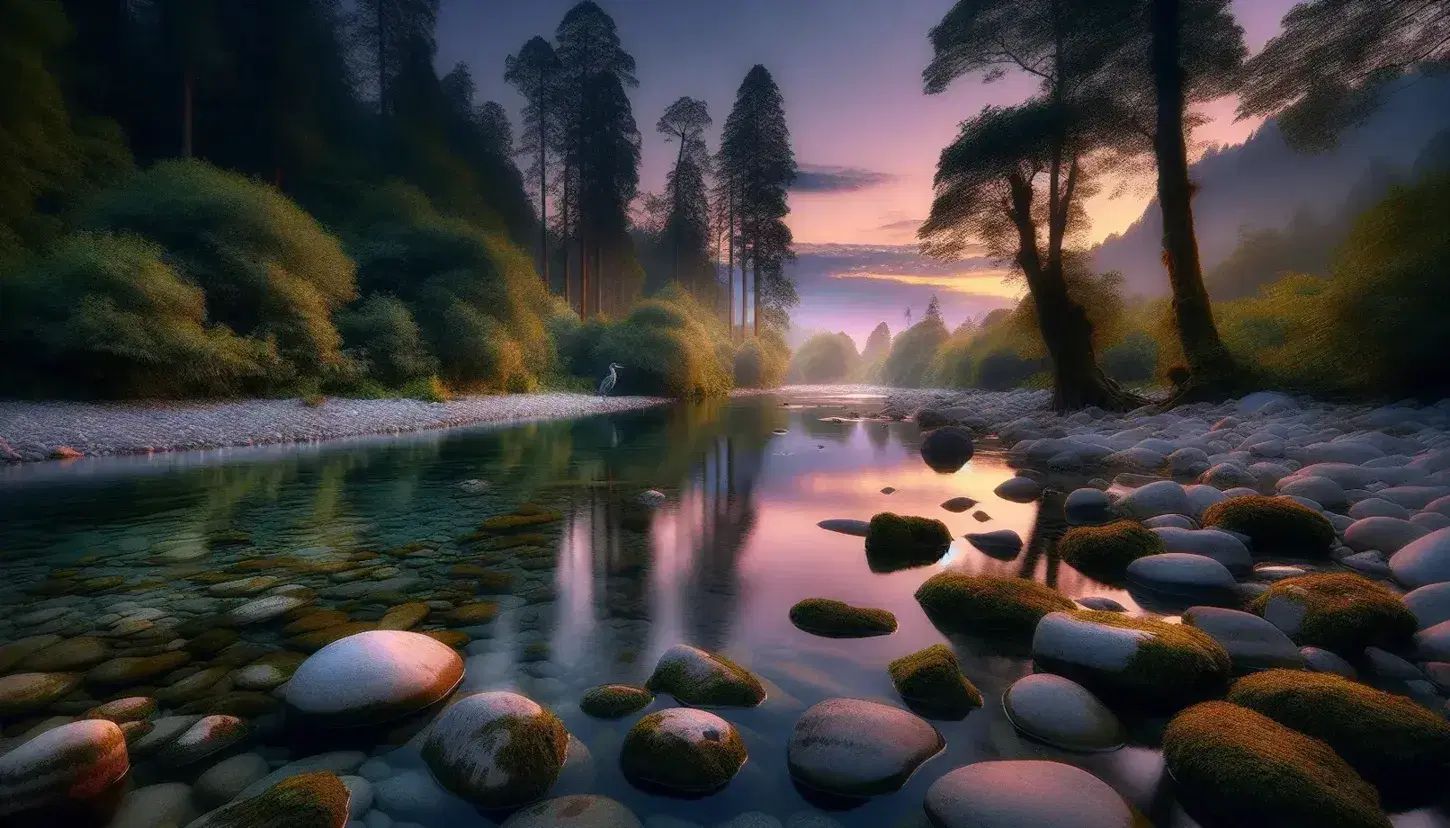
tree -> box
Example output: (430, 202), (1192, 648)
(354, 0), (439, 117)
(719, 65), (797, 338)
(861, 322), (892, 365)
(920, 0), (1141, 410)
(657, 96), (713, 295)
(1239, 0), (1450, 152)
(505, 36), (561, 290)
(554, 0), (638, 318)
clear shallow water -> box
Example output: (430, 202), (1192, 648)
(1, 392), (1441, 828)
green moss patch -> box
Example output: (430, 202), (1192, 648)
(914, 573), (1075, 637)
(1249, 573), (1416, 657)
(620, 710), (747, 795)
(865, 513), (952, 572)
(789, 598), (897, 638)
(1164, 701), (1390, 828)
(191, 771), (350, 828)
(1202, 495), (1336, 558)
(479, 510), (563, 534)
(1228, 669), (1450, 806)
(888, 644), (983, 720)
(1059, 520), (1165, 574)
(580, 684), (654, 719)
(645, 645), (766, 707)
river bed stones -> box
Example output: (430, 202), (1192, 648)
(232, 652), (306, 691)
(377, 602), (430, 630)
(1202, 495), (1337, 558)
(645, 645), (765, 707)
(787, 698), (942, 799)
(1116, 480), (1191, 520)
(1390, 527), (1450, 589)
(1249, 573), (1417, 657)
(621, 708), (746, 796)
(84, 696), (157, 724)
(580, 685), (654, 719)
(992, 477), (1041, 503)
(965, 530), (1023, 558)
(500, 794), (642, 828)
(1124, 553), (1238, 604)
(788, 599), (896, 638)
(920, 426), (974, 473)
(0, 672), (82, 716)
(914, 574), (1075, 637)
(1344, 517), (1429, 555)
(924, 760), (1135, 828)
(228, 594), (313, 626)
(864, 513), (951, 571)
(1002, 674), (1124, 752)
(184, 771), (351, 828)
(284, 630), (464, 727)
(157, 714), (250, 771)
(887, 645), (982, 720)
(85, 651), (191, 688)
(421, 691), (568, 809)
(1181, 606), (1303, 672)
(816, 519), (869, 537)
(1151, 528), (1252, 574)
(1059, 521), (1164, 574)
(194, 752), (272, 808)
(17, 637), (108, 672)
(0, 719), (130, 818)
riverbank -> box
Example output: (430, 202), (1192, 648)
(0, 393), (670, 464)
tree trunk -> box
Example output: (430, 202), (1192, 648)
(752, 259), (759, 337)
(1008, 174), (1141, 412)
(1151, 0), (1238, 396)
(726, 181), (735, 339)
(376, 0), (387, 117)
(182, 67), (193, 158)
(673, 134), (685, 285)
(580, 228), (589, 319)
(539, 73), (549, 288)
(561, 166), (572, 311)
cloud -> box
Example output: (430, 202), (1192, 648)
(876, 218), (926, 231)
(791, 164), (896, 193)
(829, 270), (1022, 299)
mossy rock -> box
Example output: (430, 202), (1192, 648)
(1201, 495), (1336, 558)
(620, 708), (747, 795)
(645, 644), (765, 707)
(481, 533), (552, 551)
(0, 672), (84, 716)
(914, 574), (1075, 637)
(788, 599), (897, 638)
(285, 621), (377, 653)
(887, 644), (983, 719)
(474, 571), (515, 594)
(185, 771), (351, 828)
(864, 513), (952, 572)
(579, 684), (654, 719)
(479, 511), (563, 534)
(446, 602), (499, 625)
(1059, 520), (1165, 574)
(421, 691), (569, 810)
(1228, 669), (1450, 806)
(1163, 701), (1390, 828)
(1248, 573), (1416, 657)
(1031, 611), (1232, 711)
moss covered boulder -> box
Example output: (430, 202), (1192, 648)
(0, 719), (130, 818)
(645, 644), (765, 707)
(887, 644), (983, 720)
(1163, 701), (1390, 828)
(1228, 669), (1450, 805)
(579, 685), (654, 719)
(1249, 573), (1417, 657)
(1059, 520), (1166, 574)
(0, 672), (83, 716)
(421, 691), (569, 809)
(620, 708), (746, 796)
(914, 574), (1075, 637)
(1201, 495), (1336, 558)
(500, 795), (642, 828)
(184, 771), (350, 828)
(789, 598), (897, 638)
(864, 513), (952, 572)
(1031, 611), (1231, 710)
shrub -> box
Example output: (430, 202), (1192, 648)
(882, 315), (948, 388)
(336, 294), (436, 386)
(913, 574), (1075, 636)
(591, 286), (732, 398)
(1099, 331), (1158, 384)
(735, 330), (789, 388)
(0, 232), (275, 397)
(1248, 573), (1416, 657)
(1201, 495), (1336, 557)
(975, 350), (1042, 391)
(1059, 520), (1166, 574)
(791, 332), (860, 383)
(80, 160), (356, 378)
(888, 644), (982, 719)
(1163, 702), (1390, 828)
(1228, 669), (1450, 805)
(401, 376), (450, 403)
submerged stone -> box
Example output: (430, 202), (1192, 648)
(788, 598), (897, 638)
(0, 719), (129, 818)
(579, 684), (654, 719)
(621, 708), (746, 796)
(915, 574), (1075, 637)
(786, 698), (942, 798)
(1002, 674), (1125, 752)
(925, 760), (1135, 828)
(645, 644), (765, 707)
(887, 644), (982, 720)
(864, 513), (951, 571)
(183, 772), (350, 828)
(421, 691), (569, 810)
(284, 630), (464, 727)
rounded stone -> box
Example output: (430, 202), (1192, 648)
(0, 719), (130, 817)
(157, 714), (250, 770)
(1300, 646), (1357, 679)
(1278, 476), (1347, 509)
(644, 644), (765, 707)
(924, 760), (1134, 828)
(284, 630), (464, 727)
(965, 530), (1023, 558)
(86, 651), (191, 688)
(1065, 488), (1112, 522)
(84, 696), (157, 724)
(500, 795), (642, 828)
(1116, 480), (1190, 520)
(194, 752), (272, 809)
(1002, 674), (1124, 752)
(1125, 553), (1237, 594)
(1391, 527), (1450, 589)
(1150, 528), (1252, 574)
(1350, 498), (1412, 520)
(621, 708), (746, 796)
(1182, 606), (1304, 672)
(1344, 517), (1429, 555)
(920, 427), (974, 473)
(786, 698), (943, 798)
(18, 637), (109, 672)
(421, 691), (568, 809)
(993, 477), (1042, 503)
(816, 519), (869, 537)
(1405, 581), (1450, 630)
(0, 672), (82, 716)
(107, 782), (198, 828)
(228, 595), (312, 626)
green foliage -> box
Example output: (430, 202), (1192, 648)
(791, 332), (860, 383)
(1040, 611), (1233, 710)
(883, 315), (949, 387)
(1099, 331), (1159, 384)
(81, 160), (356, 382)
(913, 573), (1075, 636)
(0, 232), (273, 397)
(888, 644), (982, 719)
(1059, 520), (1166, 574)
(1202, 495), (1336, 557)
(1228, 669), (1450, 804)
(590, 285), (732, 398)
(579, 684), (654, 719)
(789, 599), (897, 638)
(734, 331), (789, 389)
(1248, 573), (1417, 657)
(336, 295), (436, 386)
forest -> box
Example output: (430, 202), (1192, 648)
(0, 0), (791, 401)
(797, 0), (1450, 407)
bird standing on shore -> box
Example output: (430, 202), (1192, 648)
(598, 363), (623, 396)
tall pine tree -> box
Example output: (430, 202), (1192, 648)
(505, 36), (561, 291)
(657, 96), (712, 297)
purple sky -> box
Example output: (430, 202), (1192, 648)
(438, 0), (1300, 346)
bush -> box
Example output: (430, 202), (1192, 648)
(1201, 495), (1336, 557)
(80, 160), (356, 379)
(1248, 573), (1417, 657)
(975, 350), (1042, 391)
(0, 232), (275, 397)
(735, 330), (789, 388)
(591, 286), (733, 398)
(791, 332), (860, 383)
(1059, 520), (1166, 574)
(1228, 669), (1450, 805)
(1099, 331), (1158, 384)
(882, 315), (948, 387)
(1163, 701), (1390, 828)
(913, 574), (1075, 636)
(336, 294), (436, 386)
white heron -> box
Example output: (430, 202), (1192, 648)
(598, 363), (623, 396)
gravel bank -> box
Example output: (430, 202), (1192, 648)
(0, 393), (669, 463)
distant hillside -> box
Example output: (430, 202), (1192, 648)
(1093, 74), (1450, 296)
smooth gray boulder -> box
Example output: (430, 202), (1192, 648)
(1182, 606), (1303, 673)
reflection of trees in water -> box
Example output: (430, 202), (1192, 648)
(865, 420), (891, 453)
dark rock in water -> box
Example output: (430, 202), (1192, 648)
(579, 685), (653, 719)
(940, 496), (978, 513)
(925, 760), (1135, 828)
(865, 513), (952, 572)
(817, 519), (869, 537)
(0, 719), (129, 819)
(1003, 674), (1125, 752)
(645, 645), (765, 707)
(916, 409), (959, 430)
(920, 427), (974, 473)
(971, 511), (991, 522)
(184, 771), (350, 828)
(621, 709), (746, 796)
(994, 477), (1042, 503)
(501, 795), (642, 828)
(1076, 597), (1126, 612)
(421, 691), (568, 809)
(787, 698), (944, 798)
(966, 530), (1023, 559)
(880, 487), (896, 495)
(789, 599), (897, 638)
(888, 644), (982, 720)
(772, 429), (787, 435)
